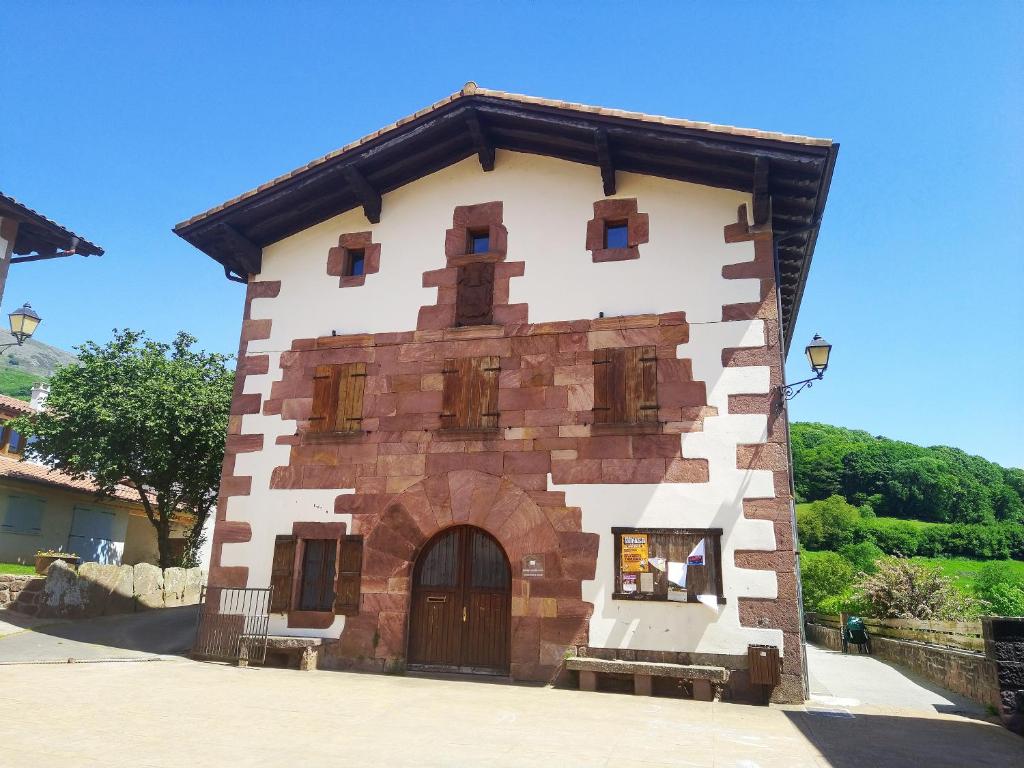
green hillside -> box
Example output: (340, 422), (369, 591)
(791, 422), (1024, 525)
(0, 331), (76, 401)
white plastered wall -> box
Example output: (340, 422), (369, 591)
(224, 151), (781, 650)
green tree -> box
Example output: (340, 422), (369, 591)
(12, 330), (233, 568)
(796, 495), (865, 551)
(800, 552), (855, 612)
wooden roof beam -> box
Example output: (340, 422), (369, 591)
(752, 157), (771, 228)
(466, 111), (495, 172)
(342, 164), (382, 224)
(594, 129), (616, 196)
(216, 222), (261, 276)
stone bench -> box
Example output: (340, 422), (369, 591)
(242, 636), (322, 671)
(565, 657), (729, 701)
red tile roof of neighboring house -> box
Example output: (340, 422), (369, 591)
(0, 453), (144, 504)
(0, 394), (35, 416)
(0, 190), (104, 258)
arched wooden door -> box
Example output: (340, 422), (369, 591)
(408, 526), (511, 675)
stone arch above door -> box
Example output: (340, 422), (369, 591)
(329, 470), (599, 682)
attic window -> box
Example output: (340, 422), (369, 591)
(468, 229), (490, 255)
(346, 249), (365, 277)
(604, 221), (629, 249)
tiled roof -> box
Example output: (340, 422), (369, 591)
(0, 454), (144, 504)
(175, 82), (833, 229)
(0, 191), (104, 257)
(0, 394), (35, 416)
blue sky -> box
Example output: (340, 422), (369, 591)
(2, 2), (1021, 467)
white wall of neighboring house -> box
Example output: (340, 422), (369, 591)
(221, 150), (783, 655)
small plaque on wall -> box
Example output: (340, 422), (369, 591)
(522, 554), (545, 578)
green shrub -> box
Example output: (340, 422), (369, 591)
(800, 552), (855, 612)
(839, 541), (883, 573)
(797, 495), (865, 551)
(973, 561), (1024, 616)
(864, 517), (922, 556)
(856, 557), (978, 620)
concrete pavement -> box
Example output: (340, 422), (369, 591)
(806, 643), (987, 717)
(1, 653), (1020, 767)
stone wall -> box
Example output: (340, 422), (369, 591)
(3, 561), (204, 618)
(0, 574), (39, 608)
(805, 621), (1000, 709)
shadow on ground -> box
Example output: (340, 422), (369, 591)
(0, 605), (197, 663)
(786, 710), (1023, 768)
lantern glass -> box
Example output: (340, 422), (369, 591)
(8, 303), (41, 342)
(805, 334), (831, 373)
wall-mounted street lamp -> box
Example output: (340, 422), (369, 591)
(0, 303), (42, 356)
(781, 334), (832, 401)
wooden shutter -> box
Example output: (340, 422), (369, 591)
(626, 345), (658, 423)
(595, 347), (657, 425)
(455, 261), (495, 327)
(475, 355), (500, 429)
(593, 348), (612, 424)
(269, 535), (297, 613)
(442, 357), (499, 429)
(310, 365), (341, 432)
(441, 357), (469, 429)
(334, 535), (363, 616)
(335, 362), (367, 432)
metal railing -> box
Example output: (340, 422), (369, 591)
(192, 586), (273, 665)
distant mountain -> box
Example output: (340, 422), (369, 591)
(0, 332), (77, 400)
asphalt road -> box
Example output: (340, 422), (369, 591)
(0, 605), (197, 664)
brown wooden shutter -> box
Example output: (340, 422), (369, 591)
(269, 535), (297, 613)
(628, 345), (658, 423)
(310, 365), (341, 432)
(335, 362), (367, 432)
(455, 261), (495, 327)
(334, 535), (363, 616)
(593, 348), (612, 424)
(441, 357), (468, 429)
(476, 355), (500, 429)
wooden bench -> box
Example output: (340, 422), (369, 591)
(565, 657), (729, 701)
(260, 636), (323, 671)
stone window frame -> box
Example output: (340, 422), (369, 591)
(327, 231), (381, 288)
(610, 527), (725, 604)
(586, 198), (649, 263)
(444, 201), (507, 267)
(281, 521), (352, 629)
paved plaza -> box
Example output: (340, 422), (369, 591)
(0, 628), (1020, 768)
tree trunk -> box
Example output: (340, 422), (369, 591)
(156, 520), (173, 570)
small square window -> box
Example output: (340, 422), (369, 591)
(468, 229), (490, 255)
(604, 221), (629, 249)
(346, 249), (365, 277)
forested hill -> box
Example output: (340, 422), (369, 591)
(791, 422), (1024, 526)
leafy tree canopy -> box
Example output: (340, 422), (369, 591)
(792, 422), (1024, 525)
(12, 329), (234, 568)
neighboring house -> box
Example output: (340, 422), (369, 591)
(0, 191), (104, 308)
(174, 85), (837, 702)
(0, 387), (190, 566)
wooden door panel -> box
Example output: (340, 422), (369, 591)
(409, 526), (510, 674)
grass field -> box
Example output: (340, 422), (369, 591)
(909, 555), (1024, 591)
(800, 549), (1024, 593)
(0, 368), (41, 401)
(0, 562), (36, 575)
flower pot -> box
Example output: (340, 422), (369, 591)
(34, 554), (80, 575)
